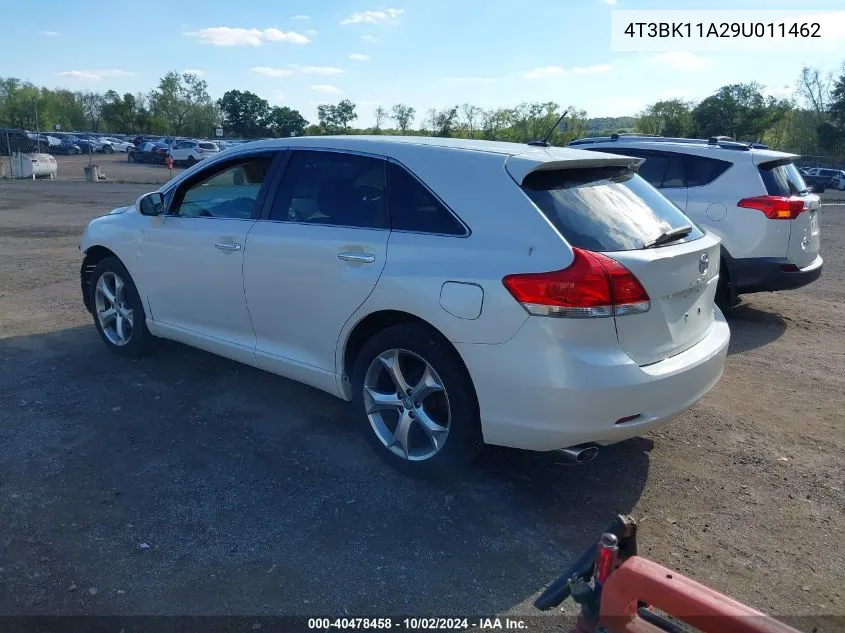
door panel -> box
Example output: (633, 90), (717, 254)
(138, 153), (280, 354)
(141, 217), (256, 350)
(244, 149), (390, 376)
(243, 223), (388, 371)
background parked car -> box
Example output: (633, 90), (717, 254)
(130, 141), (170, 164)
(102, 137), (134, 152)
(0, 128), (38, 154)
(799, 168), (829, 193)
(169, 140), (220, 166)
(48, 138), (82, 155)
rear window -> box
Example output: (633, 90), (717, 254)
(199, 142), (218, 150)
(758, 160), (808, 196)
(522, 167), (703, 252)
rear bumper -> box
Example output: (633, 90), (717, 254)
(730, 255), (823, 294)
(455, 310), (730, 452)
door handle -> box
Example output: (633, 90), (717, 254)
(214, 242), (242, 251)
(338, 252), (376, 264)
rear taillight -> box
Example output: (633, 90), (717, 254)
(502, 248), (650, 318)
(738, 195), (806, 219)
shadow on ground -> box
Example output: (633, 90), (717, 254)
(0, 326), (650, 616)
(724, 303), (787, 355)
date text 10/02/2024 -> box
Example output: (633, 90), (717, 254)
(307, 617), (528, 630)
(623, 21), (821, 39)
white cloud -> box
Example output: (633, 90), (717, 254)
(183, 68), (205, 76)
(601, 0), (617, 4)
(184, 27), (310, 47)
(649, 52), (709, 71)
(310, 84), (342, 94)
(349, 53), (370, 61)
(442, 77), (497, 83)
(56, 69), (136, 80)
(305, 29), (317, 36)
(250, 66), (295, 77)
(340, 8), (403, 25)
(301, 66), (344, 75)
(290, 15), (310, 20)
(572, 64), (612, 74)
(524, 66), (566, 79)
(361, 34), (380, 43)
(764, 85), (795, 100)
(41, 30), (59, 36)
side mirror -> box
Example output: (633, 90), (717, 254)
(138, 192), (165, 216)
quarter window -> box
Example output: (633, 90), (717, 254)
(170, 156), (275, 219)
(683, 155), (732, 187)
(387, 162), (466, 235)
(269, 150), (388, 229)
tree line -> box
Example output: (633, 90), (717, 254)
(635, 64), (845, 156)
(1, 63), (844, 156)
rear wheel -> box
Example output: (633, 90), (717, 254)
(103, 145), (114, 154)
(187, 155), (197, 166)
(90, 257), (153, 357)
(351, 323), (482, 477)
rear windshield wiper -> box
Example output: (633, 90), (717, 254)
(643, 225), (693, 249)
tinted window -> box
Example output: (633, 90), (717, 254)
(684, 155), (732, 187)
(387, 162), (465, 235)
(171, 156), (274, 219)
(521, 167), (703, 252)
(583, 148), (684, 189)
(269, 151), (387, 229)
(758, 160), (809, 196)
(199, 142), (217, 150)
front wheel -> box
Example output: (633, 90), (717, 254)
(187, 155), (196, 166)
(103, 145), (114, 154)
(351, 323), (482, 477)
(90, 257), (153, 357)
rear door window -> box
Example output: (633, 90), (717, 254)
(758, 160), (809, 196)
(269, 150), (388, 229)
(521, 167), (703, 252)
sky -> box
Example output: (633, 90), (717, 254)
(2, 0), (845, 127)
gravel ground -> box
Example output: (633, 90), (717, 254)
(0, 179), (842, 631)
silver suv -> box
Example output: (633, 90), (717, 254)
(570, 135), (822, 307)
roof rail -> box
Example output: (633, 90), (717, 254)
(569, 135), (768, 150)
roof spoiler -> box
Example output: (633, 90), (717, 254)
(505, 153), (643, 185)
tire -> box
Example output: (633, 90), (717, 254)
(715, 258), (738, 310)
(103, 145), (114, 154)
(187, 155), (196, 166)
(89, 257), (153, 357)
(351, 322), (482, 478)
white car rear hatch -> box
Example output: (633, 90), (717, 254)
(505, 151), (721, 366)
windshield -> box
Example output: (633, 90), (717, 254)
(521, 166), (703, 252)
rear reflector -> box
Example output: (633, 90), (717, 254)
(738, 195), (806, 220)
(780, 263), (799, 272)
(502, 248), (650, 318)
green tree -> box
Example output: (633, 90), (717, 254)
(76, 91), (105, 131)
(636, 99), (694, 137)
(692, 83), (790, 141)
(218, 89), (270, 137)
(390, 103), (415, 133)
(266, 106), (307, 137)
(317, 99), (357, 134)
(373, 106), (388, 133)
(150, 71), (212, 135)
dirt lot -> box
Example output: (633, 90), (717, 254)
(0, 177), (843, 630)
(1, 152), (185, 186)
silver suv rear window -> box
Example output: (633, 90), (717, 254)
(199, 142), (218, 150)
(759, 160), (809, 196)
(521, 166), (704, 252)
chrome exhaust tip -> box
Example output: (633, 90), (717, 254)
(558, 443), (600, 464)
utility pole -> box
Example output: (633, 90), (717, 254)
(34, 98), (40, 152)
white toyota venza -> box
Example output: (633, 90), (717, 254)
(80, 136), (730, 476)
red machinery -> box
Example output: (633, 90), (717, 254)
(534, 515), (801, 633)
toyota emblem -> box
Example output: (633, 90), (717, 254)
(699, 253), (710, 275)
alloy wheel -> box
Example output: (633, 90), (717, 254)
(94, 271), (134, 346)
(363, 348), (451, 461)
